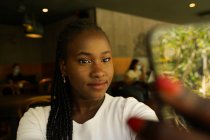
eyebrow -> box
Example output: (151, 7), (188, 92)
(77, 50), (111, 56)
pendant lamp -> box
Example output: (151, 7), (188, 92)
(23, 14), (44, 38)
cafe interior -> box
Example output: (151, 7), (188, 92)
(1, 0), (210, 139)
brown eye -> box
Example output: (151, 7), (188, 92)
(102, 57), (111, 63)
(79, 59), (92, 64)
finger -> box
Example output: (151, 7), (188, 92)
(127, 117), (210, 140)
(155, 76), (210, 123)
(155, 76), (210, 131)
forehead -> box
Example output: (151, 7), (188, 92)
(67, 30), (111, 56)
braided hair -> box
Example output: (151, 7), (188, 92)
(46, 19), (109, 140)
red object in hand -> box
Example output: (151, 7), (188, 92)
(155, 76), (183, 97)
(127, 117), (145, 133)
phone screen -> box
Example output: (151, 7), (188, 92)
(147, 24), (210, 97)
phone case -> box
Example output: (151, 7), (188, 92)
(146, 24), (210, 97)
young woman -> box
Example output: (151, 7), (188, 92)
(17, 20), (158, 140)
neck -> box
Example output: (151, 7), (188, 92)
(72, 95), (105, 124)
(73, 95), (105, 114)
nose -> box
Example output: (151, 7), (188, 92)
(90, 62), (105, 78)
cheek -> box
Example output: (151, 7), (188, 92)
(67, 66), (89, 81)
(67, 70), (87, 89)
(106, 64), (114, 78)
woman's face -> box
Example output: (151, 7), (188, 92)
(60, 30), (114, 101)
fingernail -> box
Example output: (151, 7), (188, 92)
(127, 117), (145, 133)
(155, 76), (183, 96)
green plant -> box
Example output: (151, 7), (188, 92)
(151, 24), (210, 97)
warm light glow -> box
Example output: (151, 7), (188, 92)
(24, 23), (44, 38)
(25, 25), (33, 31)
(42, 8), (48, 13)
(25, 33), (43, 38)
(189, 3), (196, 8)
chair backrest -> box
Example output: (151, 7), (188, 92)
(39, 78), (52, 94)
(18, 95), (51, 117)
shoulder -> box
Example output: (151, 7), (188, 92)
(106, 93), (146, 108)
(124, 97), (158, 121)
(18, 106), (50, 127)
(104, 94), (128, 109)
(22, 106), (50, 119)
(17, 106), (50, 140)
(105, 94), (158, 121)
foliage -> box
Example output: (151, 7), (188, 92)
(150, 24), (210, 97)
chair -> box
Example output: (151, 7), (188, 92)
(39, 78), (52, 94)
(18, 95), (51, 118)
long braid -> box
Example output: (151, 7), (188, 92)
(47, 41), (73, 139)
(46, 19), (108, 140)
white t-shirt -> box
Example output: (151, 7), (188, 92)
(17, 94), (158, 140)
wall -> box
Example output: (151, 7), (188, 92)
(95, 8), (172, 80)
(0, 25), (43, 64)
(0, 25), (43, 80)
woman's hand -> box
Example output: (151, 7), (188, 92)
(128, 117), (210, 140)
(128, 76), (210, 140)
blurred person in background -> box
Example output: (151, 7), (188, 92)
(124, 59), (146, 85)
(6, 63), (23, 84)
(5, 63), (28, 95)
(120, 59), (148, 103)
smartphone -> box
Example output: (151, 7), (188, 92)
(146, 23), (210, 97)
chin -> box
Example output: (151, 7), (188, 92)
(89, 91), (106, 99)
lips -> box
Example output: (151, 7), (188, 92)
(87, 81), (108, 90)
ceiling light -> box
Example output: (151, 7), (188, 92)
(189, 3), (196, 8)
(42, 8), (48, 13)
(24, 21), (44, 38)
(26, 33), (43, 38)
(22, 14), (44, 38)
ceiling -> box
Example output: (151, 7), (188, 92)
(1, 0), (210, 26)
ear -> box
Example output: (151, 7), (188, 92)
(60, 60), (67, 76)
